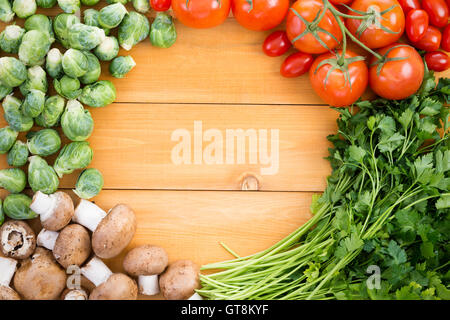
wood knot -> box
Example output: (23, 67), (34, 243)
(241, 175), (259, 191)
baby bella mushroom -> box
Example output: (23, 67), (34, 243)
(0, 220), (36, 260)
(159, 260), (201, 300)
(61, 288), (89, 300)
(123, 245), (169, 296)
(0, 257), (20, 300)
(30, 191), (74, 231)
(73, 200), (137, 259)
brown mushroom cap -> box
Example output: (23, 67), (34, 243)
(53, 224), (91, 269)
(89, 273), (138, 300)
(37, 191), (74, 231)
(0, 220), (36, 260)
(0, 286), (21, 300)
(92, 204), (137, 259)
(13, 247), (67, 300)
(159, 260), (201, 300)
(123, 245), (169, 276)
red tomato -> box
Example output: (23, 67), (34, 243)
(406, 10), (429, 42)
(441, 24), (450, 52)
(151, 0), (172, 11)
(280, 52), (314, 77)
(262, 31), (291, 57)
(422, 0), (449, 28)
(286, 0), (343, 54)
(411, 25), (442, 51)
(232, 0), (290, 31)
(346, 0), (405, 49)
(425, 51), (450, 71)
(172, 0), (231, 28)
(309, 50), (368, 107)
(397, 0), (421, 13)
(369, 44), (424, 100)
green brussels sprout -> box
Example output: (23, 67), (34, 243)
(20, 66), (48, 96)
(54, 75), (81, 99)
(68, 23), (106, 51)
(27, 129), (61, 157)
(61, 100), (94, 141)
(21, 89), (46, 118)
(62, 48), (88, 78)
(24, 14), (55, 44)
(57, 0), (80, 14)
(0, 199), (4, 226)
(74, 168), (103, 199)
(12, 0), (36, 19)
(3, 95), (33, 132)
(3, 193), (37, 220)
(0, 127), (18, 154)
(0, 57), (27, 87)
(0, 0), (14, 22)
(28, 156), (59, 194)
(53, 13), (80, 48)
(109, 55), (136, 78)
(46, 48), (64, 79)
(18, 30), (52, 66)
(36, 0), (57, 8)
(81, 0), (100, 6)
(132, 0), (150, 13)
(7, 140), (29, 167)
(79, 80), (116, 108)
(0, 84), (12, 100)
(35, 95), (66, 128)
(0, 168), (26, 193)
(53, 141), (93, 178)
(118, 11), (149, 51)
(94, 36), (119, 61)
(84, 8), (110, 35)
(0, 25), (25, 54)
(98, 3), (127, 29)
(80, 51), (101, 85)
(150, 12), (177, 49)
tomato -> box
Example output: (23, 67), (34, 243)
(411, 25), (441, 51)
(151, 0), (172, 11)
(425, 51), (450, 71)
(406, 10), (429, 42)
(262, 31), (291, 57)
(232, 0), (290, 31)
(397, 0), (421, 13)
(286, 0), (343, 54)
(172, 0), (231, 28)
(369, 44), (424, 100)
(309, 50), (368, 107)
(346, 0), (405, 49)
(280, 52), (314, 77)
(329, 0), (353, 4)
(441, 24), (450, 52)
(422, 0), (449, 28)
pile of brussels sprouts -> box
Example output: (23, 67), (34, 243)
(0, 0), (177, 223)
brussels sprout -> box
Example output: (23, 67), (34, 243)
(68, 23), (105, 51)
(79, 52), (101, 85)
(61, 100), (94, 141)
(0, 25), (25, 54)
(0, 0), (14, 22)
(132, 0), (150, 13)
(0, 199), (4, 226)
(109, 55), (136, 78)
(0, 84), (13, 100)
(53, 13), (80, 48)
(0, 168), (26, 193)
(118, 11), (149, 51)
(24, 14), (55, 43)
(3, 95), (33, 132)
(62, 48), (88, 78)
(150, 12), (177, 49)
(94, 36), (119, 61)
(74, 168), (103, 199)
(79, 80), (116, 108)
(106, 0), (128, 3)
(18, 30), (52, 66)
(84, 8), (110, 34)
(0, 127), (18, 154)
(57, 0), (80, 14)
(98, 3), (127, 29)
(54, 75), (81, 99)
(46, 48), (64, 79)
(35, 95), (66, 128)
(27, 129), (61, 157)
(7, 140), (29, 167)
(53, 141), (93, 178)
(21, 89), (46, 118)
(28, 156), (59, 194)
(0, 57), (27, 87)
(3, 193), (37, 220)
(36, 0), (57, 8)
(81, 0), (100, 6)
(12, 0), (36, 19)
(20, 66), (48, 96)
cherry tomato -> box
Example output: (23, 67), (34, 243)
(151, 0), (172, 11)
(397, 0), (421, 13)
(441, 24), (450, 52)
(406, 10), (429, 42)
(280, 52), (314, 77)
(262, 31), (291, 57)
(411, 25), (442, 51)
(309, 50), (368, 107)
(286, 0), (343, 54)
(172, 0), (231, 28)
(232, 0), (290, 31)
(346, 0), (405, 49)
(369, 44), (424, 100)
(422, 0), (449, 28)
(425, 51), (450, 71)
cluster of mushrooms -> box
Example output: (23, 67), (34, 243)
(0, 191), (202, 300)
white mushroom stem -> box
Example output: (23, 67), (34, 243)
(81, 257), (113, 287)
(73, 200), (107, 232)
(30, 191), (57, 224)
(65, 289), (88, 300)
(138, 275), (160, 296)
(36, 229), (59, 251)
(188, 293), (204, 300)
(0, 257), (17, 287)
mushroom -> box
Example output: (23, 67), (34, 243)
(159, 260), (201, 300)
(61, 288), (89, 300)
(123, 245), (169, 296)
(81, 256), (138, 300)
(0, 257), (20, 300)
(37, 224), (91, 269)
(13, 247), (67, 300)
(30, 191), (74, 231)
(0, 220), (36, 260)
(73, 200), (137, 259)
